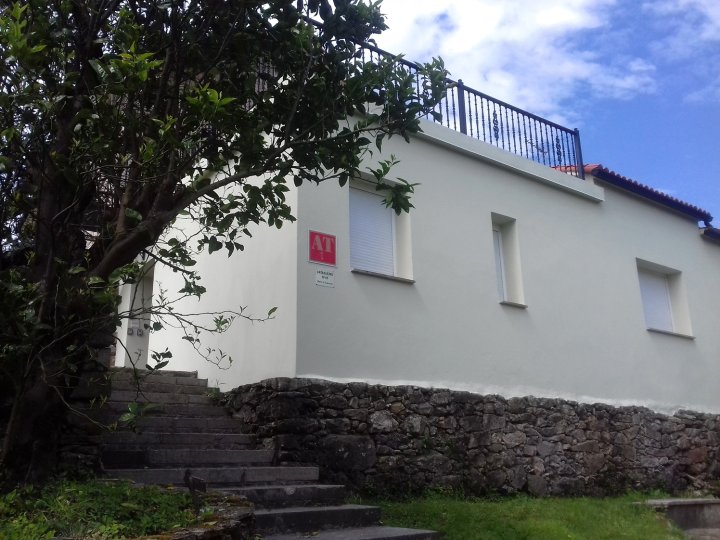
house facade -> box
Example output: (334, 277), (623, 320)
(114, 114), (720, 414)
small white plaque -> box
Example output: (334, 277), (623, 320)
(315, 268), (335, 288)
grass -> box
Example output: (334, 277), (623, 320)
(0, 479), (198, 539)
(370, 491), (688, 540)
(0, 479), (690, 540)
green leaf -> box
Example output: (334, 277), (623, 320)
(118, 412), (135, 423)
(124, 208), (143, 223)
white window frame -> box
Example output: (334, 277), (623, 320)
(636, 259), (693, 338)
(491, 213), (526, 308)
(493, 226), (507, 301)
(349, 182), (413, 282)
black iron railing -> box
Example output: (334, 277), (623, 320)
(356, 42), (585, 179)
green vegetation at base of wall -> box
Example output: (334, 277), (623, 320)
(0, 480), (196, 539)
(370, 491), (687, 540)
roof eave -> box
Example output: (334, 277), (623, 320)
(584, 164), (713, 225)
(702, 227), (720, 245)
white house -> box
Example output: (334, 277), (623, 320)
(115, 75), (720, 414)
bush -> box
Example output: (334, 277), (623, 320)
(0, 479), (195, 539)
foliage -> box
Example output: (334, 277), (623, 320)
(371, 491), (687, 540)
(0, 0), (447, 483)
(0, 479), (196, 539)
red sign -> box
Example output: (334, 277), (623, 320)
(309, 230), (336, 266)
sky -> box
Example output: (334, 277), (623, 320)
(372, 0), (720, 224)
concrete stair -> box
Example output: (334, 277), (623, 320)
(262, 527), (442, 539)
(103, 367), (440, 539)
(686, 529), (720, 540)
(645, 499), (720, 540)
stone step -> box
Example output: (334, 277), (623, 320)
(254, 504), (382, 535)
(108, 466), (319, 485)
(262, 526), (442, 539)
(101, 431), (257, 449)
(110, 380), (210, 394)
(117, 416), (240, 432)
(110, 367), (200, 379)
(108, 390), (215, 405)
(646, 498), (720, 531)
(686, 528), (720, 540)
(100, 401), (229, 418)
(218, 484), (346, 508)
(102, 448), (275, 469)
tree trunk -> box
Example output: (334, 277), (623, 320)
(0, 374), (66, 488)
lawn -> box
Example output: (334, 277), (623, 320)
(372, 491), (687, 540)
(0, 480), (688, 540)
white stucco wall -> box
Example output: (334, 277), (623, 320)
(115, 265), (155, 367)
(127, 120), (720, 412)
(142, 188), (299, 391)
(294, 121), (720, 413)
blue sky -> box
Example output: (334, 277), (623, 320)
(373, 0), (720, 223)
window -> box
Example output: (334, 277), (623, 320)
(493, 226), (506, 300)
(349, 184), (413, 281)
(491, 213), (525, 307)
(636, 259), (692, 337)
(350, 186), (395, 274)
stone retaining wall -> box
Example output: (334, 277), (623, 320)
(226, 378), (720, 497)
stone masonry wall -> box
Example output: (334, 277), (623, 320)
(226, 378), (720, 497)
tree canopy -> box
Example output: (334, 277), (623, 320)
(0, 0), (446, 484)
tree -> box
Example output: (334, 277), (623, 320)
(0, 0), (446, 485)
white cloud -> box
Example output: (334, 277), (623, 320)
(640, 0), (720, 103)
(686, 73), (720, 103)
(374, 0), (656, 124)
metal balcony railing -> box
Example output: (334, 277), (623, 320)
(356, 42), (585, 179)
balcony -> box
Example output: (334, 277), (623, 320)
(357, 42), (585, 179)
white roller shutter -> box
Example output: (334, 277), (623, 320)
(638, 269), (673, 331)
(350, 187), (395, 275)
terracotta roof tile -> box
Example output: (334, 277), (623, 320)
(583, 164), (713, 225)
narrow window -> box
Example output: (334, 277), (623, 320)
(491, 213), (526, 307)
(493, 226), (507, 301)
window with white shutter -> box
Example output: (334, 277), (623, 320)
(636, 260), (693, 337)
(638, 269), (674, 331)
(349, 187), (395, 275)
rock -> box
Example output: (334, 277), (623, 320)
(369, 410), (399, 433)
(527, 474), (548, 496)
(256, 397), (316, 420)
(572, 440), (600, 453)
(688, 446), (709, 464)
(507, 465), (527, 490)
(215, 378), (720, 499)
(319, 435), (377, 471)
(503, 432), (527, 448)
(403, 414), (427, 435)
(389, 402), (405, 414)
(320, 395), (350, 409)
(584, 453), (606, 474)
(460, 415), (483, 431)
(416, 451), (453, 474)
(537, 441), (558, 458)
(431, 392), (452, 405)
(483, 414), (506, 431)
